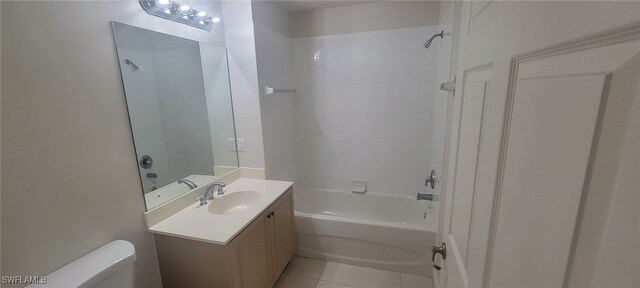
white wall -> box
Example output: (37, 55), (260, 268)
(252, 2), (298, 182)
(221, 1), (266, 169)
(254, 25), (297, 182)
(252, 1), (291, 37)
(153, 47), (215, 178)
(199, 43), (238, 174)
(290, 1), (440, 38)
(1, 1), (225, 287)
(292, 25), (444, 198)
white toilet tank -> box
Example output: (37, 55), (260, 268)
(27, 240), (137, 288)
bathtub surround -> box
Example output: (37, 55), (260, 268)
(292, 25), (446, 199)
(251, 2), (449, 280)
(253, 2), (449, 192)
(430, 25), (451, 182)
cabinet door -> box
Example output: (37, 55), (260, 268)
(154, 234), (232, 288)
(231, 213), (274, 288)
(271, 188), (296, 278)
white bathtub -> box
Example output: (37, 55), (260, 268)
(293, 188), (438, 276)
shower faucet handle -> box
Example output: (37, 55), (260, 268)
(425, 170), (436, 189)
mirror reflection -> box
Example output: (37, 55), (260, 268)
(112, 22), (238, 210)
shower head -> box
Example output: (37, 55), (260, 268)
(423, 30), (449, 49)
(124, 59), (142, 71)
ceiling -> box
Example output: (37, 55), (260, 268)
(269, 0), (376, 12)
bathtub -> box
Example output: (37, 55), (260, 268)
(293, 188), (438, 276)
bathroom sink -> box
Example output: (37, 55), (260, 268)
(208, 191), (261, 215)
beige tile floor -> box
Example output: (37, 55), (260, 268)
(275, 256), (434, 288)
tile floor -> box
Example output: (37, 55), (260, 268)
(275, 256), (434, 288)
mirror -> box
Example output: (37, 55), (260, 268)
(112, 22), (238, 210)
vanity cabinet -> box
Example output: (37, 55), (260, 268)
(154, 187), (295, 288)
(229, 210), (273, 287)
(270, 191), (296, 279)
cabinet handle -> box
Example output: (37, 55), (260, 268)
(267, 211), (274, 219)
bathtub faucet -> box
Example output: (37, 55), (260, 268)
(178, 178), (197, 190)
(417, 193), (438, 201)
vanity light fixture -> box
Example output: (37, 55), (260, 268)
(139, 0), (219, 31)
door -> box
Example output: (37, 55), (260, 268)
(437, 1), (640, 288)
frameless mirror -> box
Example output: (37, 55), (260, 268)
(112, 22), (238, 210)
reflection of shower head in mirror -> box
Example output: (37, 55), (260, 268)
(423, 30), (451, 49)
(124, 59), (142, 71)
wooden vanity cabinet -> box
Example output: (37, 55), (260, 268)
(154, 187), (296, 288)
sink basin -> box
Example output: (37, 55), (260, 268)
(208, 191), (261, 215)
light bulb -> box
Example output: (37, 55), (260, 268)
(196, 11), (206, 17)
(155, 0), (172, 9)
(178, 5), (190, 12)
(212, 16), (221, 23)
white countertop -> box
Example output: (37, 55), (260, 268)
(147, 178), (293, 245)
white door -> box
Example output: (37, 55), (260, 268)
(436, 1), (640, 288)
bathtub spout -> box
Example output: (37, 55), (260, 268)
(417, 193), (438, 201)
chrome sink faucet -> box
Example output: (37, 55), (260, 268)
(198, 185), (215, 206)
(211, 182), (226, 195)
(198, 182), (226, 206)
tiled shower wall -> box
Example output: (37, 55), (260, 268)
(292, 26), (445, 197)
